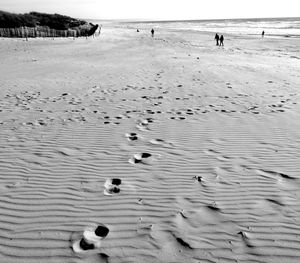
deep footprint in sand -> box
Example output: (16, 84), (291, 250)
(125, 132), (138, 141)
(72, 237), (95, 253)
(104, 178), (122, 195)
(129, 153), (154, 164)
(72, 224), (110, 253)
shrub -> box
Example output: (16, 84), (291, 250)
(0, 10), (88, 29)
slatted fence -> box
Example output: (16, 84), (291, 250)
(0, 26), (91, 38)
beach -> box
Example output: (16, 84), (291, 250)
(0, 22), (300, 263)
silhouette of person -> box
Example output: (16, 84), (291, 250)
(262, 30), (265, 37)
(220, 35), (224, 46)
(215, 33), (219, 46)
(151, 28), (154, 37)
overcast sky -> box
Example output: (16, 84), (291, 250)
(1, 0), (299, 20)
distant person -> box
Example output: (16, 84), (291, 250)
(262, 30), (265, 38)
(220, 35), (224, 46)
(215, 33), (219, 46)
(151, 28), (154, 37)
(137, 29), (139, 32)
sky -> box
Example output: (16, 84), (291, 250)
(1, 0), (299, 20)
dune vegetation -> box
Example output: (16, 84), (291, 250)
(0, 10), (99, 38)
(0, 10), (88, 30)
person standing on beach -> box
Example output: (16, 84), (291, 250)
(215, 33), (219, 46)
(220, 35), (224, 46)
(151, 28), (154, 37)
(262, 30), (265, 37)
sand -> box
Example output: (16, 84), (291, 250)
(0, 24), (300, 263)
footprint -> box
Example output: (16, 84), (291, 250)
(146, 118), (154, 123)
(193, 175), (202, 182)
(145, 109), (155, 114)
(129, 153), (153, 164)
(72, 238), (95, 253)
(104, 178), (122, 195)
(125, 132), (138, 141)
(136, 119), (150, 131)
(83, 224), (110, 243)
(72, 224), (110, 254)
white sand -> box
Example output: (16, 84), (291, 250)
(0, 24), (300, 263)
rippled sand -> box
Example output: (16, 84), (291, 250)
(0, 25), (300, 263)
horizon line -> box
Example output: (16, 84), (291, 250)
(86, 16), (300, 23)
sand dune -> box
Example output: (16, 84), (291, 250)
(0, 25), (300, 262)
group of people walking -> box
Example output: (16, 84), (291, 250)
(214, 33), (224, 46)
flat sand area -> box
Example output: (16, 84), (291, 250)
(0, 25), (300, 262)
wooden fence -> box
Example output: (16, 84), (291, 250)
(0, 26), (92, 38)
